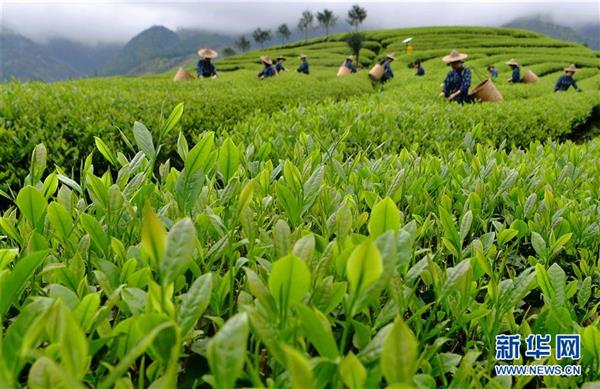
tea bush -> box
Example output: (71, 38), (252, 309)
(1, 26), (599, 386)
(0, 106), (599, 387)
(0, 73), (372, 192)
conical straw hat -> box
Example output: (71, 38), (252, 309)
(260, 55), (273, 65)
(505, 58), (519, 66)
(299, 54), (307, 59)
(564, 64), (578, 72)
(346, 56), (353, 61)
(276, 56), (286, 61)
(386, 53), (396, 60)
(442, 49), (468, 63)
(173, 67), (195, 81)
(197, 48), (218, 58)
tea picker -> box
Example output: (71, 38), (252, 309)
(440, 50), (472, 103)
(196, 48), (218, 79)
(505, 59), (521, 83)
(337, 56), (357, 76)
(274, 56), (288, 73)
(258, 55), (277, 79)
(555, 64), (582, 92)
(402, 37), (413, 54)
(297, 54), (310, 75)
(368, 53), (395, 84)
(412, 60), (425, 76)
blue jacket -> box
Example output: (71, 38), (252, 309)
(443, 67), (472, 103)
(380, 60), (394, 82)
(196, 60), (217, 77)
(344, 62), (357, 73)
(415, 66), (425, 76)
(275, 62), (287, 72)
(297, 61), (309, 74)
(258, 64), (276, 78)
(511, 67), (521, 83)
(554, 75), (581, 92)
(490, 68), (498, 79)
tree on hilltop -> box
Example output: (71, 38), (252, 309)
(235, 36), (251, 52)
(252, 28), (272, 49)
(347, 4), (367, 32)
(298, 10), (315, 41)
(317, 9), (338, 38)
(277, 24), (292, 45)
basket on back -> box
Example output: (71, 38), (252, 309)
(337, 65), (352, 76)
(469, 79), (503, 102)
(173, 67), (195, 81)
(368, 64), (384, 81)
(522, 69), (539, 83)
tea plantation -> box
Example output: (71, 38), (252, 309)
(1, 26), (599, 388)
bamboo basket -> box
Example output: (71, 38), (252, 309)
(522, 69), (539, 83)
(368, 64), (384, 81)
(173, 67), (195, 81)
(469, 79), (503, 102)
(337, 65), (352, 76)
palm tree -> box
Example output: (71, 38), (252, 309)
(345, 32), (364, 68)
(223, 47), (236, 57)
(297, 10), (314, 41)
(316, 9), (338, 38)
(347, 4), (367, 32)
(252, 28), (272, 49)
(277, 24), (292, 45)
(235, 36), (251, 52)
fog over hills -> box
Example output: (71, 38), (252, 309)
(1, 5), (598, 82)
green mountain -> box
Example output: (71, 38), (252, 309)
(45, 38), (120, 76)
(0, 32), (82, 82)
(502, 17), (596, 49)
(100, 26), (233, 76)
(577, 23), (600, 50)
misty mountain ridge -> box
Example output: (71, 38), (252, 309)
(503, 16), (599, 49)
(0, 31), (82, 82)
(100, 26), (234, 76)
(2, 16), (598, 82)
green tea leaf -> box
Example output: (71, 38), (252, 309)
(218, 138), (240, 183)
(16, 186), (47, 230)
(30, 143), (47, 183)
(99, 321), (174, 389)
(95, 137), (119, 167)
(578, 277), (592, 308)
(160, 218), (195, 285)
(80, 214), (109, 256)
(160, 102), (184, 139)
(339, 351), (366, 389)
(368, 197), (401, 238)
(207, 313), (249, 389)
(295, 304), (339, 359)
(283, 345), (315, 389)
(268, 255), (311, 311)
(0, 250), (48, 316)
(47, 202), (73, 242)
(381, 316), (418, 385)
(531, 232), (547, 259)
(346, 239), (383, 296)
(185, 131), (215, 174)
(177, 273), (213, 338)
(141, 205), (166, 267)
(132, 121), (155, 159)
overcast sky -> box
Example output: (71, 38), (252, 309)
(1, 1), (598, 44)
